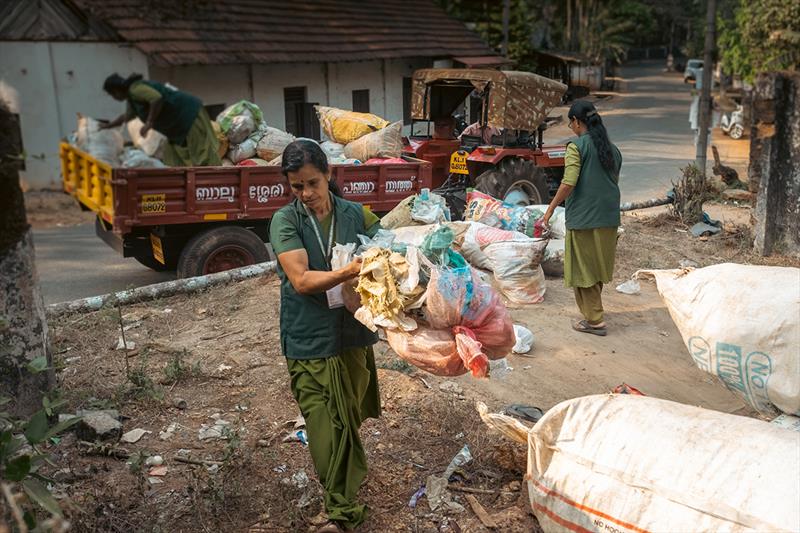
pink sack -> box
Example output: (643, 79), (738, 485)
(385, 326), (467, 377)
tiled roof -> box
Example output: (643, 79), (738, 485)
(71, 0), (501, 66)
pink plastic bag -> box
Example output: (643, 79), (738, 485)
(385, 326), (467, 377)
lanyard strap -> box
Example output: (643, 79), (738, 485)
(303, 197), (336, 269)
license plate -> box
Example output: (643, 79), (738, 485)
(449, 151), (469, 175)
(150, 234), (165, 265)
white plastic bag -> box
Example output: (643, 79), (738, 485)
(527, 205), (566, 239)
(120, 148), (165, 168)
(227, 114), (255, 144)
(512, 325), (534, 354)
(638, 264), (800, 416)
(75, 115), (123, 165)
(320, 141), (345, 161)
(127, 118), (167, 158)
(228, 137), (258, 164)
(479, 394), (800, 533)
(615, 279), (641, 295)
(411, 189), (450, 224)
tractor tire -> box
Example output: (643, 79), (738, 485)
(729, 124), (744, 140)
(177, 226), (269, 279)
(474, 157), (550, 205)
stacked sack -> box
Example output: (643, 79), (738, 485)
(341, 225), (515, 378)
(315, 105), (403, 162)
(216, 100), (296, 167)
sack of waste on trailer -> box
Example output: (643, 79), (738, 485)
(460, 222), (548, 304)
(464, 190), (547, 238)
(127, 118), (167, 159)
(236, 158), (270, 166)
(343, 121), (403, 161)
(227, 135), (259, 164)
(478, 394), (800, 533)
(315, 105), (389, 144)
(637, 263), (800, 417)
(320, 140), (345, 161)
(216, 100), (264, 141)
(75, 115), (124, 165)
(120, 148), (165, 169)
(256, 126), (295, 161)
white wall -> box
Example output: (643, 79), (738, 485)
(0, 42), (148, 188)
(149, 64), (251, 111)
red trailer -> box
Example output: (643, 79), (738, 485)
(60, 143), (432, 278)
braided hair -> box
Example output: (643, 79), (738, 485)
(568, 100), (617, 175)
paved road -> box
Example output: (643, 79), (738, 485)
(605, 62), (696, 202)
(33, 223), (175, 304)
(36, 61), (695, 303)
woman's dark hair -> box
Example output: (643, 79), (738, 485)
(281, 139), (341, 196)
(568, 100), (617, 175)
(103, 73), (143, 95)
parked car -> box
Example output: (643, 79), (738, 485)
(684, 59), (703, 83)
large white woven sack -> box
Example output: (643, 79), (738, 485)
(638, 263), (800, 416)
(479, 394), (800, 533)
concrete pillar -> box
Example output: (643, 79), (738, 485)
(749, 72), (800, 257)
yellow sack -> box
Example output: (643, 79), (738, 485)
(315, 105), (389, 144)
(344, 121), (403, 161)
(211, 121), (229, 158)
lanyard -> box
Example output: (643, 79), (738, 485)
(303, 197), (336, 269)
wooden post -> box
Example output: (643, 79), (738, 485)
(695, 0), (716, 177)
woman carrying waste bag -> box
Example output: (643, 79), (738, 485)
(100, 73), (221, 166)
(542, 100), (621, 336)
(269, 139), (382, 532)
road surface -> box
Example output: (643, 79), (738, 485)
(36, 61), (697, 303)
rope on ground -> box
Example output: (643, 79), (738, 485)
(46, 261), (276, 318)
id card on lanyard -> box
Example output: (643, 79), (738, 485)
(303, 199), (344, 309)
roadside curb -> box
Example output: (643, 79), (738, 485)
(46, 261), (277, 318)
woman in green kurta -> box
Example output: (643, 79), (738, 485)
(100, 73), (221, 166)
(270, 139), (382, 532)
(543, 100), (622, 336)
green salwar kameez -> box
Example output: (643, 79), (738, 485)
(562, 135), (622, 325)
(287, 347), (381, 528)
(161, 108), (221, 167)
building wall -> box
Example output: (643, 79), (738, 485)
(148, 64), (251, 110)
(0, 42), (148, 188)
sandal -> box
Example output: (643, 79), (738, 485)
(573, 319), (607, 336)
(316, 521), (345, 533)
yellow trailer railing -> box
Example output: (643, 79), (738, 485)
(60, 142), (114, 224)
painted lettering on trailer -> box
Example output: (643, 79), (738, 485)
(248, 184), (285, 203)
(386, 179), (415, 194)
(343, 181), (376, 195)
(196, 186), (236, 203)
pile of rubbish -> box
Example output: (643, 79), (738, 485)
(71, 115), (167, 169)
(315, 105), (403, 164)
(339, 222), (515, 378)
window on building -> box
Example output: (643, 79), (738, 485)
(284, 86), (307, 136)
(402, 77), (412, 125)
(352, 89), (370, 113)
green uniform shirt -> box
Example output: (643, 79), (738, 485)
(270, 195), (380, 359)
(564, 134), (622, 230)
(127, 80), (202, 145)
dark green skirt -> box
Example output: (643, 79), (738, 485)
(564, 227), (618, 288)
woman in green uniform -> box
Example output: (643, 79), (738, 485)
(100, 73), (221, 166)
(270, 139), (382, 532)
(543, 100), (621, 336)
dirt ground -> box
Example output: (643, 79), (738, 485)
(24, 190), (94, 229)
(37, 202), (799, 532)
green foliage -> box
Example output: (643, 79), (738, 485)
(718, 0), (800, 82)
(1, 363), (80, 528)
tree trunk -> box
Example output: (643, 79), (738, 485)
(566, 0), (572, 50)
(501, 0), (510, 56)
(0, 99), (54, 417)
(695, 0), (716, 178)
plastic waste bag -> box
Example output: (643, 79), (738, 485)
(120, 148), (165, 168)
(527, 205), (566, 239)
(512, 325), (534, 354)
(478, 394), (800, 533)
(411, 188), (450, 224)
(344, 121), (403, 161)
(315, 105), (389, 144)
(216, 100), (263, 136)
(228, 137), (258, 164)
(615, 279), (641, 295)
(256, 126), (295, 160)
(127, 118), (167, 158)
(320, 140), (345, 161)
(464, 190), (540, 237)
(75, 115), (123, 165)
(637, 264), (800, 416)
(227, 114), (255, 144)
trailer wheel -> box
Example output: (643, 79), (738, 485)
(474, 158), (550, 205)
(177, 226), (268, 279)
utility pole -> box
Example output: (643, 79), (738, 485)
(695, 0), (716, 177)
(501, 0), (511, 57)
